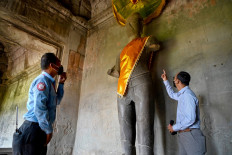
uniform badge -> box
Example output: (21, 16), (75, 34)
(37, 82), (46, 91)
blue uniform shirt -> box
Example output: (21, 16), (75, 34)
(23, 71), (64, 134)
(163, 80), (200, 131)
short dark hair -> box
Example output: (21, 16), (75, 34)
(41, 53), (57, 70)
(177, 71), (191, 86)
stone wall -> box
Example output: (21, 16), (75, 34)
(73, 0), (232, 155)
(90, 0), (112, 18)
(0, 67), (41, 147)
(0, 0), (87, 155)
(73, 16), (125, 154)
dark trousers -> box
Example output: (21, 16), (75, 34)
(117, 73), (154, 155)
(12, 120), (47, 155)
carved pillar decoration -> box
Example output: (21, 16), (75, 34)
(112, 0), (166, 26)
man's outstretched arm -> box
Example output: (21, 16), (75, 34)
(161, 70), (179, 101)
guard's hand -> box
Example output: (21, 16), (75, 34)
(45, 133), (53, 146)
(167, 124), (174, 133)
(59, 72), (67, 84)
(161, 69), (167, 81)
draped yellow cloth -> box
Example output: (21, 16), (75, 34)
(112, 0), (166, 26)
(117, 36), (149, 97)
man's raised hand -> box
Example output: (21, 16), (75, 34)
(161, 69), (167, 81)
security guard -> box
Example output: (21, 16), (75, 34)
(13, 53), (67, 155)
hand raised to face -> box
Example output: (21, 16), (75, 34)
(59, 72), (67, 84)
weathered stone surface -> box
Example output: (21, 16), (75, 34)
(73, 15), (126, 154)
(56, 0), (91, 19)
(90, 0), (112, 18)
(0, 70), (41, 148)
(79, 55), (85, 70)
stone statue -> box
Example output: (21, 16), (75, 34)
(107, 13), (160, 155)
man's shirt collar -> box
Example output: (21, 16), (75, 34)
(42, 71), (55, 83)
(179, 86), (189, 94)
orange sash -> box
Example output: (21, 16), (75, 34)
(117, 36), (149, 97)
